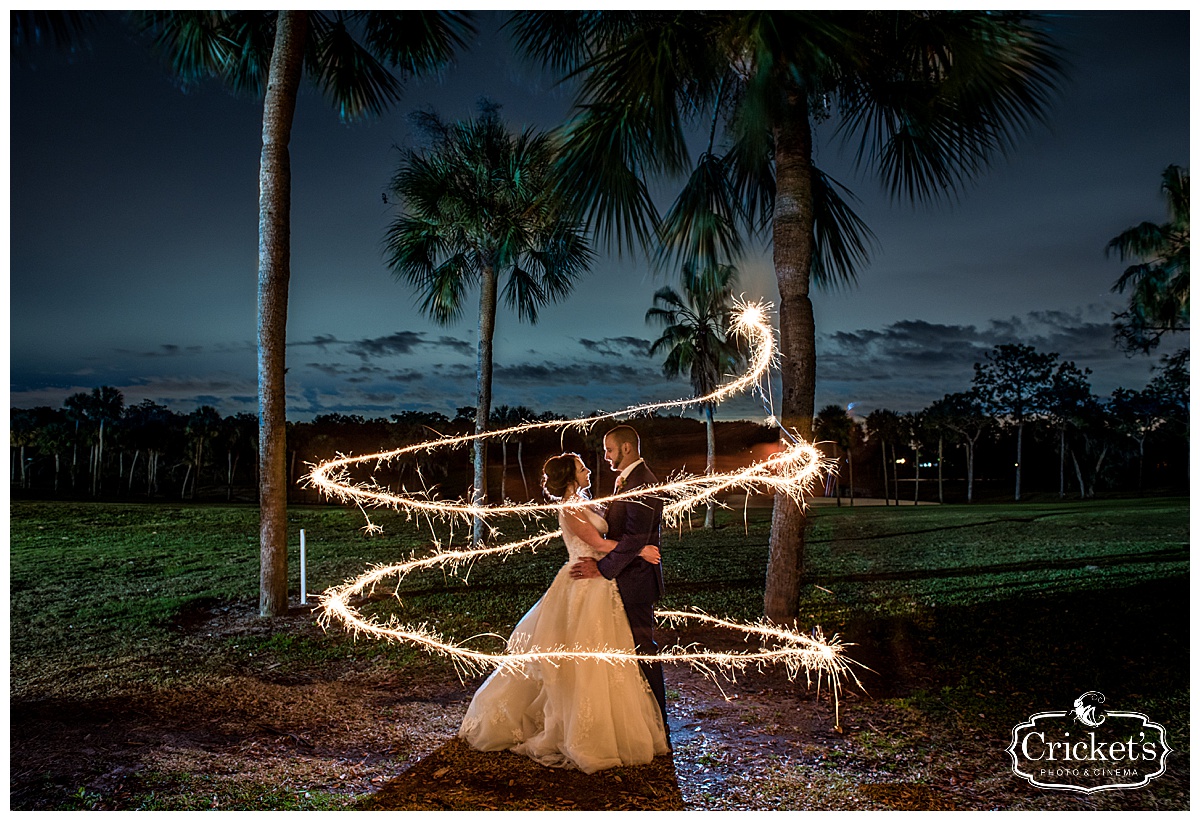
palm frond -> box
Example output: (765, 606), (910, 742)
(554, 106), (662, 253)
(836, 11), (1064, 204)
(308, 14), (404, 120)
(810, 167), (876, 289)
(12, 9), (98, 50)
(656, 152), (747, 274)
(1107, 223), (1172, 265)
(133, 11), (240, 84)
(357, 11), (474, 76)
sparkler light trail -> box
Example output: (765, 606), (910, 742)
(309, 301), (861, 723)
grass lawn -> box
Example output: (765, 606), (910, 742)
(9, 496), (1189, 810)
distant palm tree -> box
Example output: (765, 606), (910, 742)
(1108, 164), (1189, 353)
(814, 405), (856, 506)
(135, 11), (473, 615)
(512, 10), (1063, 621)
(865, 409), (903, 506)
(927, 392), (991, 503)
(88, 386), (125, 496)
(385, 102), (593, 545)
(647, 262), (745, 528)
(183, 405), (222, 500)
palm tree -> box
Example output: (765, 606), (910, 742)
(385, 101), (593, 546)
(135, 11), (473, 616)
(182, 405), (222, 500)
(865, 408), (902, 506)
(646, 262), (745, 528)
(88, 385), (124, 496)
(927, 392), (990, 503)
(1108, 165), (1189, 354)
(814, 405), (856, 507)
(901, 411), (928, 506)
(512, 11), (1063, 621)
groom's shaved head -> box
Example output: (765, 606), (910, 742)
(604, 425), (640, 453)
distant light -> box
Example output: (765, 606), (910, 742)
(895, 458), (907, 464)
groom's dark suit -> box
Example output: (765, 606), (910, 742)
(598, 460), (668, 733)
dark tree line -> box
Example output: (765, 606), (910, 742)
(12, 342), (1186, 506)
(9, 394), (782, 507)
(821, 345), (1188, 504)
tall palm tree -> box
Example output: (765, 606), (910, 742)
(512, 11), (1063, 621)
(646, 262), (745, 528)
(135, 11), (473, 615)
(1108, 164), (1189, 353)
(384, 102), (593, 546)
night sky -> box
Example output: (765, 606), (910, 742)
(9, 11), (1190, 424)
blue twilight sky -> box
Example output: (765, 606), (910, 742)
(9, 10), (1190, 423)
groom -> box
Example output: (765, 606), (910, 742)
(569, 424), (669, 737)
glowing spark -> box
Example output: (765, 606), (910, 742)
(309, 302), (859, 723)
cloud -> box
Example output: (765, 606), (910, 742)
(815, 307), (1184, 414)
(346, 331), (473, 360)
(113, 343), (205, 358)
(578, 336), (652, 358)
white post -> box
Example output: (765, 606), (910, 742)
(300, 528), (307, 605)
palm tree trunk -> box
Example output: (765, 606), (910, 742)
(473, 263), (499, 546)
(704, 403), (715, 529)
(258, 10), (307, 617)
(891, 443), (900, 505)
(517, 438), (529, 499)
(500, 439), (508, 501)
(847, 445), (854, 507)
(965, 439), (975, 503)
(1015, 421), (1024, 501)
(880, 439), (889, 505)
(764, 91), (815, 623)
(913, 446), (920, 506)
(97, 418), (105, 495)
(1055, 424), (1063, 498)
(71, 420), (78, 490)
(936, 435), (943, 504)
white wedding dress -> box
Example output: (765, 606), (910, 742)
(458, 508), (669, 773)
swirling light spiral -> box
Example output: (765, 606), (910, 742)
(309, 301), (862, 723)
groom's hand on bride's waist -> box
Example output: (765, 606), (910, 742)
(569, 557), (602, 579)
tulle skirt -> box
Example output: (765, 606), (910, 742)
(458, 564), (669, 773)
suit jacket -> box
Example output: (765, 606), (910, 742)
(597, 461), (665, 604)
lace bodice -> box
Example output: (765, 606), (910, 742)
(559, 507), (608, 562)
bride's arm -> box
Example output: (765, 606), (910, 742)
(562, 510), (660, 564)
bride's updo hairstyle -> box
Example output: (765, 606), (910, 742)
(541, 453), (579, 501)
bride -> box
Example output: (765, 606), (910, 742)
(458, 453), (670, 773)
